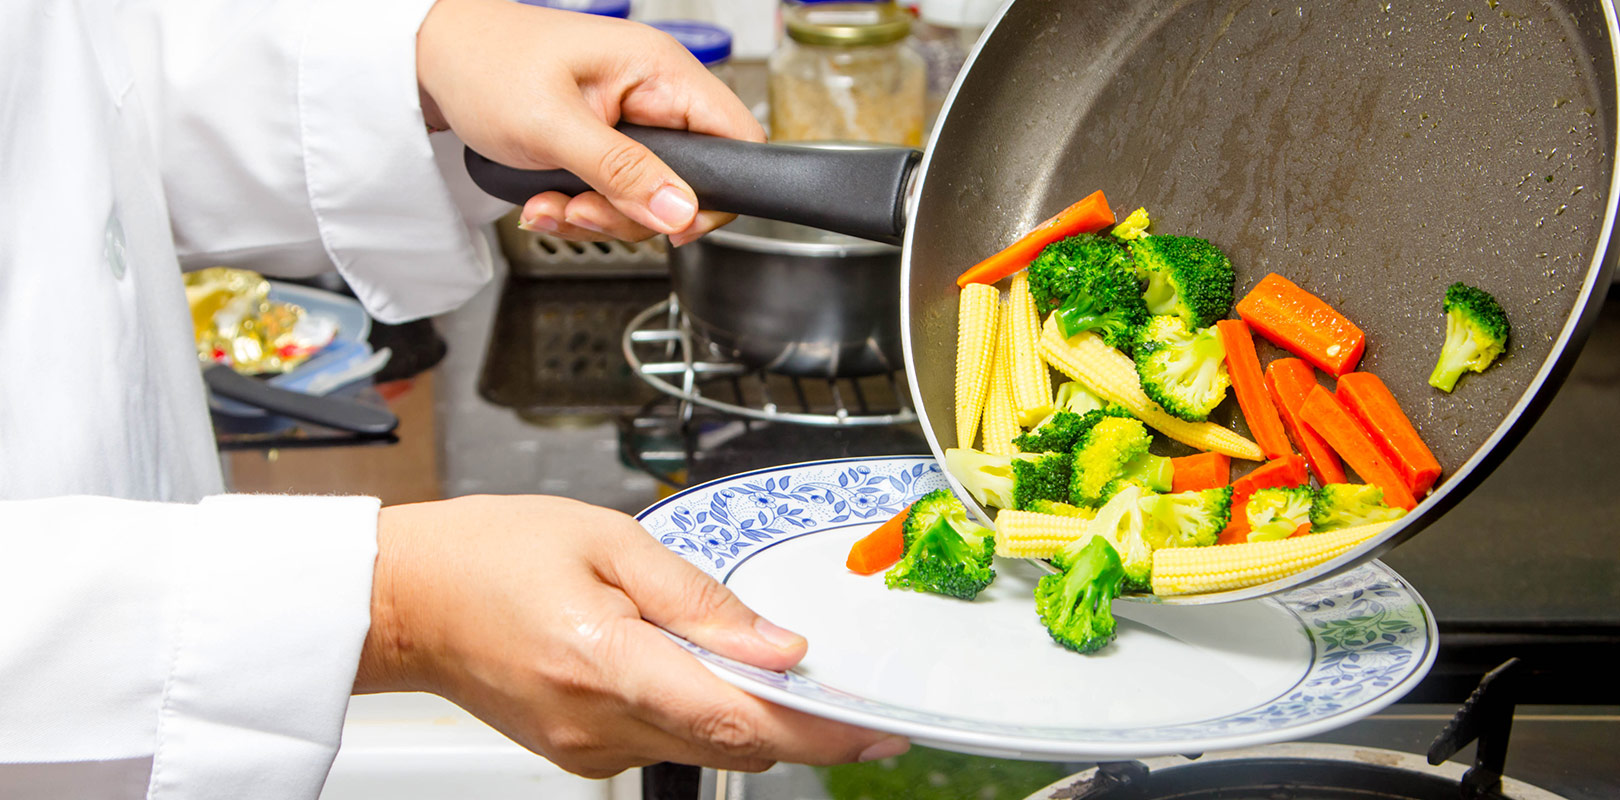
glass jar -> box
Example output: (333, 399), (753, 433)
(767, 2), (926, 147)
(647, 20), (735, 90)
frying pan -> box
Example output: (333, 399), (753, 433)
(468, 0), (1620, 604)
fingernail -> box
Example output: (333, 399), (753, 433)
(518, 214), (558, 233)
(566, 214), (606, 235)
(858, 737), (910, 763)
(753, 617), (804, 650)
(649, 185), (698, 232)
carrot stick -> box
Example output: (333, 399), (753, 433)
(1265, 358), (1348, 485)
(1335, 372), (1442, 498)
(1297, 386), (1418, 511)
(1171, 452), (1231, 493)
(1217, 454), (1309, 544)
(846, 504), (913, 575)
(1235, 273), (1366, 377)
(956, 191), (1116, 287)
(1287, 522), (1314, 538)
(1216, 320), (1293, 460)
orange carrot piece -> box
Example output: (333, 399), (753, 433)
(1171, 452), (1231, 493)
(956, 191), (1116, 287)
(1218, 454), (1310, 544)
(1265, 358), (1348, 485)
(1297, 386), (1418, 510)
(846, 504), (912, 575)
(1287, 522), (1314, 538)
(1216, 320), (1293, 460)
(1336, 372), (1443, 498)
(1235, 273), (1366, 377)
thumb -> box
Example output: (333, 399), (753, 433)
(545, 105), (700, 235)
(604, 532), (809, 672)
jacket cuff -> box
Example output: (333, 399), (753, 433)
(146, 495), (380, 800)
(298, 0), (492, 324)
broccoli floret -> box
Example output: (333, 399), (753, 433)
(901, 488), (977, 551)
(1310, 483), (1407, 532)
(1111, 207), (1151, 241)
(884, 514), (996, 600)
(944, 448), (1074, 511)
(1012, 453), (1076, 510)
(1068, 416), (1173, 508)
(1141, 486), (1233, 549)
(1026, 234), (1149, 349)
(1429, 282), (1510, 392)
(1245, 486), (1316, 542)
(1013, 407), (1132, 454)
(1035, 537), (1124, 654)
(1134, 315), (1231, 422)
(1055, 381), (1108, 415)
(1080, 485), (1156, 591)
(1129, 235), (1236, 330)
(1028, 499), (1095, 518)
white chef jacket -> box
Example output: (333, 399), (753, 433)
(0, 0), (504, 797)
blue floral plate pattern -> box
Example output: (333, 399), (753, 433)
(637, 456), (1438, 761)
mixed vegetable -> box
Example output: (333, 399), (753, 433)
(846, 193), (1511, 656)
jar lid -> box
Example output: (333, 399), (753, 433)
(785, 2), (913, 47)
(516, 0), (631, 18)
(647, 20), (733, 66)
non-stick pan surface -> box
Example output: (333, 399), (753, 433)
(903, 0), (1618, 601)
(467, 0), (1620, 603)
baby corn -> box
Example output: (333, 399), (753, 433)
(956, 284), (1001, 449)
(981, 310), (1021, 456)
(1008, 273), (1054, 427)
(1150, 522), (1391, 596)
(1039, 320), (1264, 460)
(994, 509), (1095, 559)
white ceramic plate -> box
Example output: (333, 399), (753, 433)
(636, 456), (1438, 761)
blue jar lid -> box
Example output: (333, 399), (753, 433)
(516, 0), (631, 18)
(647, 21), (733, 66)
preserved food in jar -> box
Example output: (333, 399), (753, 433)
(768, 2), (926, 147)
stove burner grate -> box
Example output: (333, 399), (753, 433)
(622, 297), (918, 428)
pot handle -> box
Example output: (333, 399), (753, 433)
(463, 125), (922, 245)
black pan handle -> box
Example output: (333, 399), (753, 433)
(463, 125), (922, 245)
(204, 365), (399, 435)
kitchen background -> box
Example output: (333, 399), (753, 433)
(199, 1), (1620, 799)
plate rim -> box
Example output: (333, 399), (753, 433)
(638, 455), (1439, 761)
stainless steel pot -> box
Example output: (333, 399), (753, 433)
(669, 216), (901, 377)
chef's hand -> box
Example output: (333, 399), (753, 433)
(415, 0), (761, 247)
(354, 495), (909, 778)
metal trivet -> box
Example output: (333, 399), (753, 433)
(622, 297), (918, 427)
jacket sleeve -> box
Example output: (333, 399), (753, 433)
(124, 0), (511, 324)
(0, 495), (380, 800)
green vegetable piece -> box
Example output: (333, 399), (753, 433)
(1112, 207), (1151, 241)
(1134, 315), (1231, 422)
(1429, 282), (1510, 392)
(1026, 234), (1149, 349)
(1245, 486), (1316, 542)
(1035, 536), (1124, 654)
(1141, 486), (1233, 549)
(883, 514), (996, 600)
(1069, 416), (1154, 508)
(1078, 485), (1156, 591)
(1309, 483), (1407, 532)
(1129, 234), (1236, 330)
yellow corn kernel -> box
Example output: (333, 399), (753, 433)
(982, 310), (1021, 456)
(1008, 273), (1053, 427)
(993, 509), (1096, 559)
(956, 283), (1001, 449)
(1149, 522), (1392, 596)
(1039, 321), (1264, 460)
